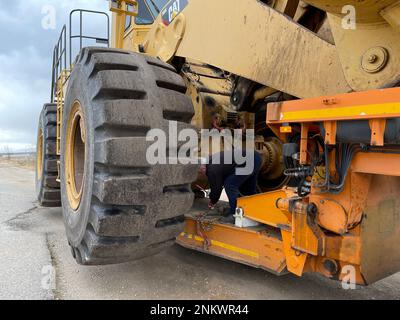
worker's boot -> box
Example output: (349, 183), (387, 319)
(218, 206), (231, 217)
(220, 215), (235, 224)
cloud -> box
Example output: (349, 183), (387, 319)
(0, 0), (109, 152)
(0, 47), (49, 137)
(0, 129), (36, 153)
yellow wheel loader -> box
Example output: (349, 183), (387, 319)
(35, 0), (400, 285)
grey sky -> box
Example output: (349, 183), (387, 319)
(0, 0), (108, 152)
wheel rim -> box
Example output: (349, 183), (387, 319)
(37, 128), (43, 179)
(65, 101), (86, 211)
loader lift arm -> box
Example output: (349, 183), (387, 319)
(136, 0), (400, 98)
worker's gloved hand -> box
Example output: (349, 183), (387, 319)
(208, 201), (216, 210)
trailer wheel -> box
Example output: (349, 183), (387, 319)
(61, 47), (198, 265)
(35, 103), (61, 207)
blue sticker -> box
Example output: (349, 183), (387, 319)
(161, 0), (189, 26)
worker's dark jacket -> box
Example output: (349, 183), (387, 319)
(206, 150), (261, 204)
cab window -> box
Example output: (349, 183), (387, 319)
(135, 0), (154, 25)
(125, 0), (154, 30)
(147, 0), (169, 17)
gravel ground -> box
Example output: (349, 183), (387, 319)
(0, 164), (399, 300)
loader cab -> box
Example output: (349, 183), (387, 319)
(122, 0), (169, 50)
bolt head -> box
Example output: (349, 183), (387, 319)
(368, 54), (378, 63)
(361, 47), (388, 73)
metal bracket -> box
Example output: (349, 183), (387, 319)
(109, 0), (138, 16)
(324, 121), (337, 145)
(369, 119), (387, 147)
(300, 123), (309, 165)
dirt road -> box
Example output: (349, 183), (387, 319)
(0, 164), (399, 300)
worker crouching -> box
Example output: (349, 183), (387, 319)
(200, 150), (262, 224)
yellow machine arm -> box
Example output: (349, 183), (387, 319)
(137, 0), (400, 97)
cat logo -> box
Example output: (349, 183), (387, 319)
(161, 0), (189, 26)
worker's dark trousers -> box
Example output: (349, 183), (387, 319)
(224, 156), (262, 216)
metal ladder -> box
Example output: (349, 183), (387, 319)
(50, 9), (110, 156)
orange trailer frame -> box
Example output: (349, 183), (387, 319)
(177, 88), (400, 285)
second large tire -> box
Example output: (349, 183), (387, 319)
(35, 103), (61, 207)
(61, 47), (199, 265)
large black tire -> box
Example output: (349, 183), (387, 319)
(61, 47), (199, 265)
(35, 103), (61, 207)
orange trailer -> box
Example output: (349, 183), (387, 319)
(178, 88), (400, 285)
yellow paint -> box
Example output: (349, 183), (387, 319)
(142, 0), (351, 98)
(237, 190), (291, 227)
(181, 232), (259, 258)
(281, 102), (400, 121)
(305, 0), (397, 23)
(381, 1), (400, 32)
(280, 126), (292, 133)
(36, 128), (43, 179)
(65, 101), (86, 211)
